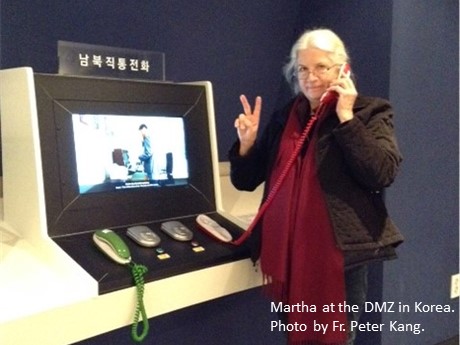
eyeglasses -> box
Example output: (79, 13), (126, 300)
(295, 63), (340, 79)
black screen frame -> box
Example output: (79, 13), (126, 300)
(34, 74), (216, 237)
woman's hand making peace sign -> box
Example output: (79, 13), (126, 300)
(234, 95), (262, 156)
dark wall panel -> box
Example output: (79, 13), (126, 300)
(385, 1), (459, 344)
(0, 0), (300, 160)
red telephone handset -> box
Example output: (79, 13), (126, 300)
(339, 62), (351, 77)
(319, 63), (351, 104)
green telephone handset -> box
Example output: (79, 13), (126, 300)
(93, 229), (149, 342)
(93, 229), (132, 264)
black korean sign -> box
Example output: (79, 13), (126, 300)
(58, 41), (165, 81)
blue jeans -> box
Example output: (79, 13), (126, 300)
(345, 264), (369, 345)
(275, 264), (369, 344)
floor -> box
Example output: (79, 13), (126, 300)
(436, 336), (459, 345)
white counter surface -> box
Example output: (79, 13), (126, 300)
(0, 172), (264, 344)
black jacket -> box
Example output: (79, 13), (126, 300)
(228, 96), (404, 267)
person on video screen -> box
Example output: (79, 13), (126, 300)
(138, 124), (153, 180)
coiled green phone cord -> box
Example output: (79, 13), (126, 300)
(129, 262), (149, 342)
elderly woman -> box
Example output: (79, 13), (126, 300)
(229, 28), (404, 345)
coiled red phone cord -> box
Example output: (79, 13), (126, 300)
(231, 99), (334, 246)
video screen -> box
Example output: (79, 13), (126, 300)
(72, 114), (189, 194)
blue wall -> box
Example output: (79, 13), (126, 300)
(0, 0), (300, 160)
(384, 1), (459, 344)
(1, 1), (458, 344)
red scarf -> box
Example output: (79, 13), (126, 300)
(260, 97), (347, 345)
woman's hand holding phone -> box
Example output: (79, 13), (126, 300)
(326, 63), (357, 123)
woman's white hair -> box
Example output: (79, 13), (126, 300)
(283, 28), (350, 94)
